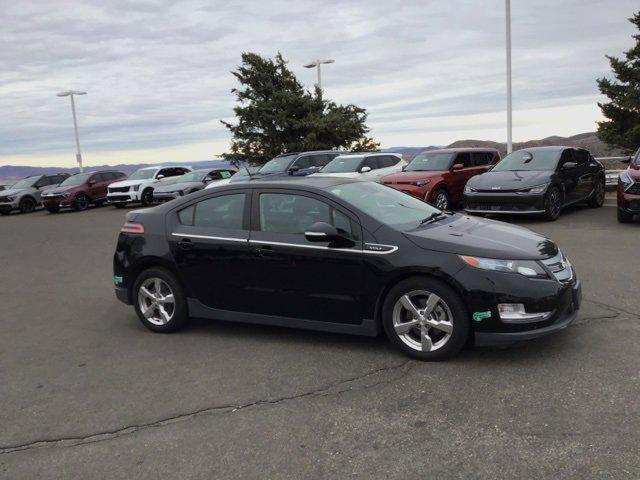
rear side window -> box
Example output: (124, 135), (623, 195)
(362, 156), (379, 170)
(472, 152), (493, 166)
(378, 156), (400, 168)
(178, 194), (246, 229)
(455, 153), (472, 168)
(574, 150), (589, 164)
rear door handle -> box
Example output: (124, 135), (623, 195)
(253, 245), (274, 256)
(178, 238), (193, 250)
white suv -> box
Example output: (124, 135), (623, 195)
(311, 153), (405, 182)
(107, 166), (192, 208)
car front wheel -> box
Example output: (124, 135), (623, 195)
(382, 277), (469, 360)
(543, 186), (562, 221)
(588, 178), (605, 208)
(19, 197), (36, 214)
(133, 267), (188, 332)
(74, 193), (90, 211)
(141, 189), (154, 207)
(432, 189), (450, 210)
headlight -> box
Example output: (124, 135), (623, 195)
(61, 192), (70, 198)
(619, 171), (633, 190)
(133, 185), (140, 192)
(414, 180), (430, 187)
(517, 183), (549, 194)
(460, 255), (548, 278)
(464, 184), (475, 194)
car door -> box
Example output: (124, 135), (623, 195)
(373, 155), (403, 180)
(87, 173), (105, 200)
(168, 189), (252, 312)
(246, 189), (365, 325)
(557, 149), (583, 204)
(572, 149), (595, 200)
(360, 156), (380, 179)
(448, 152), (474, 202)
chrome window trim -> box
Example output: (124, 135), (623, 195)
(171, 233), (247, 243)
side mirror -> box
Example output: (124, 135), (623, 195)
(401, 165), (407, 171)
(452, 163), (463, 171)
(561, 161), (577, 170)
(288, 166), (300, 175)
(486, 165), (495, 172)
(88, 180), (96, 186)
(304, 221), (353, 247)
(621, 156), (631, 164)
(156, 174), (165, 180)
(360, 166), (372, 173)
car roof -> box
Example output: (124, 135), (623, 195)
(223, 175), (362, 190)
(512, 146), (575, 152)
(421, 148), (499, 154)
(139, 165), (190, 170)
(276, 150), (349, 158)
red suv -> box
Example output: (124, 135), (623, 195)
(381, 148), (500, 210)
(617, 148), (640, 223)
(42, 170), (127, 213)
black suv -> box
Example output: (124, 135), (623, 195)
(114, 177), (580, 360)
(230, 151), (347, 182)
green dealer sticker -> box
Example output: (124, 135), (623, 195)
(473, 311), (491, 322)
(114, 275), (123, 286)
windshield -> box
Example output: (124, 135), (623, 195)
(10, 177), (38, 189)
(405, 153), (454, 171)
(128, 169), (156, 180)
(258, 155), (296, 174)
(321, 156), (363, 173)
(176, 172), (207, 183)
(327, 182), (440, 230)
(60, 173), (91, 186)
(493, 150), (560, 172)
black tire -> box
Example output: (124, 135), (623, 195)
(432, 189), (450, 210)
(381, 276), (469, 360)
(617, 208), (633, 223)
(543, 186), (562, 221)
(113, 202), (127, 209)
(19, 197), (36, 214)
(141, 189), (154, 207)
(133, 267), (189, 333)
(46, 206), (60, 213)
(588, 178), (605, 208)
(73, 193), (90, 211)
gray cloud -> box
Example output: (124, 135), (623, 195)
(0, 0), (637, 161)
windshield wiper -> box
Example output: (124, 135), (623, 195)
(419, 212), (447, 225)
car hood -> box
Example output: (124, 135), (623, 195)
(0, 187), (32, 196)
(312, 172), (361, 178)
(44, 185), (76, 195)
(205, 178), (232, 189)
(404, 214), (558, 260)
(154, 181), (202, 193)
(381, 171), (445, 183)
(469, 170), (552, 191)
(110, 179), (147, 188)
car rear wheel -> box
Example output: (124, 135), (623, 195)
(133, 267), (188, 332)
(543, 186), (562, 221)
(432, 189), (450, 210)
(46, 206), (60, 213)
(382, 277), (469, 360)
(74, 193), (90, 211)
(141, 189), (154, 207)
(617, 208), (633, 223)
(19, 197), (36, 214)
(588, 178), (605, 208)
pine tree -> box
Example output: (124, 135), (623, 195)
(221, 53), (378, 165)
(596, 11), (640, 151)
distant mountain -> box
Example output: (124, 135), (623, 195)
(381, 146), (443, 159)
(0, 159), (233, 182)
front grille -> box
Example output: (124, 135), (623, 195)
(108, 195), (130, 202)
(541, 251), (573, 283)
(626, 181), (640, 195)
(109, 186), (130, 193)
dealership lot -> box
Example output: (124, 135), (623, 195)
(0, 205), (638, 478)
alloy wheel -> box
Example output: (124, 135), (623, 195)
(138, 277), (176, 326)
(548, 189), (561, 218)
(392, 290), (454, 352)
(76, 194), (89, 211)
(434, 191), (449, 210)
(595, 181), (604, 205)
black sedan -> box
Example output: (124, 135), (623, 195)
(113, 177), (581, 360)
(463, 146), (605, 220)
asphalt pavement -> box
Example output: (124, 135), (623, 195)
(0, 203), (638, 479)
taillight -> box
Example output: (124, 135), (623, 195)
(120, 222), (145, 234)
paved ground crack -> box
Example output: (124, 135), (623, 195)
(0, 360), (413, 455)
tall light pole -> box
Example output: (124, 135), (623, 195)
(57, 90), (87, 172)
(505, 0), (513, 154)
(303, 59), (335, 90)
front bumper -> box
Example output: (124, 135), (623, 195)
(42, 196), (73, 207)
(464, 191), (546, 214)
(107, 191), (140, 203)
(0, 201), (17, 213)
(617, 186), (640, 213)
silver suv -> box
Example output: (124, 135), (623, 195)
(0, 174), (69, 215)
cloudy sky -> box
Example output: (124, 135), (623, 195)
(1, 0), (637, 167)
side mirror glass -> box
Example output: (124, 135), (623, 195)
(360, 166), (372, 173)
(452, 163), (463, 171)
(304, 221), (354, 248)
(88, 180), (96, 186)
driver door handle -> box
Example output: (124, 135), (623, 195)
(178, 238), (193, 250)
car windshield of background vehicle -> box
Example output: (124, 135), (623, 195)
(328, 182), (440, 230)
(493, 150), (560, 172)
(128, 169), (156, 180)
(258, 155), (297, 174)
(320, 156), (364, 173)
(177, 172), (207, 183)
(405, 153), (454, 171)
(60, 173), (92, 186)
(9, 177), (39, 189)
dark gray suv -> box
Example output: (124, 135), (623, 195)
(0, 174), (69, 215)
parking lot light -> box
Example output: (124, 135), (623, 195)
(56, 90), (87, 173)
